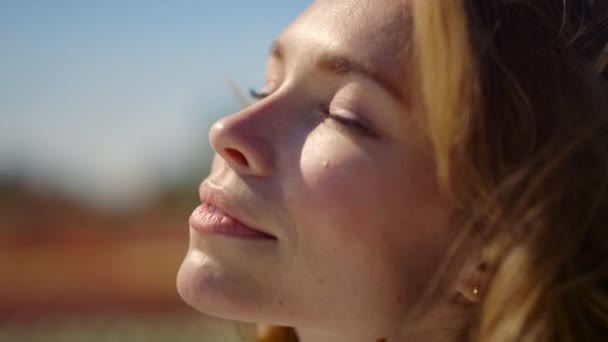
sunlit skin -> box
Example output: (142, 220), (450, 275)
(177, 1), (479, 341)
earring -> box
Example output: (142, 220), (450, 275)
(473, 285), (480, 296)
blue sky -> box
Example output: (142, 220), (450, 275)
(0, 1), (310, 210)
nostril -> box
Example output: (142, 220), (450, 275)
(225, 148), (249, 167)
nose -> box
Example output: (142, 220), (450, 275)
(209, 108), (274, 177)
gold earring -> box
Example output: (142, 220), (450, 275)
(473, 286), (480, 296)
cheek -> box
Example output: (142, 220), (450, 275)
(292, 132), (450, 262)
(291, 134), (441, 245)
(294, 139), (380, 237)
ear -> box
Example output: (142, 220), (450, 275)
(453, 258), (487, 304)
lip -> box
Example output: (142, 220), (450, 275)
(189, 183), (276, 240)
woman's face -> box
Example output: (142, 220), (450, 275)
(178, 0), (456, 338)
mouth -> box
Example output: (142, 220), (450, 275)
(189, 183), (276, 240)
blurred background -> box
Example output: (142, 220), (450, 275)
(0, 1), (309, 341)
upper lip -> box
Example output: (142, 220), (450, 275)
(198, 181), (276, 239)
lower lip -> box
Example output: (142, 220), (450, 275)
(189, 204), (275, 240)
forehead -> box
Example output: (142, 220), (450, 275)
(279, 0), (412, 96)
(307, 0), (410, 53)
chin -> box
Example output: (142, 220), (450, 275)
(176, 250), (259, 322)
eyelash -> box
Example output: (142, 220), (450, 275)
(249, 88), (270, 100)
(249, 88), (376, 137)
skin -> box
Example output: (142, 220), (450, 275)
(178, 0), (478, 341)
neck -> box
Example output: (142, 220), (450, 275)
(294, 320), (465, 342)
(293, 299), (470, 342)
(295, 327), (386, 342)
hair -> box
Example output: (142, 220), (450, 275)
(412, 0), (608, 341)
(254, 1), (608, 341)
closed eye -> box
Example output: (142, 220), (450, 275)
(249, 87), (377, 138)
(319, 105), (377, 137)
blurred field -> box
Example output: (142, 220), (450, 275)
(0, 180), (243, 341)
(0, 313), (244, 342)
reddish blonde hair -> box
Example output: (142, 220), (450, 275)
(412, 1), (608, 341)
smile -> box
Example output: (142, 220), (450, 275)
(189, 203), (276, 240)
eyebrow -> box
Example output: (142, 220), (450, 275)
(270, 41), (403, 102)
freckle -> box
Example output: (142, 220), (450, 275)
(395, 294), (403, 303)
